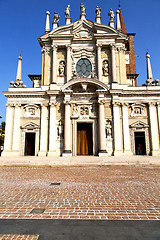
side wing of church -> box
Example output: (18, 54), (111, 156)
(2, 4), (160, 157)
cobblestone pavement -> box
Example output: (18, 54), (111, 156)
(0, 235), (39, 240)
(0, 165), (160, 220)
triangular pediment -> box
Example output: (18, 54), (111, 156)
(21, 122), (40, 130)
(130, 121), (149, 128)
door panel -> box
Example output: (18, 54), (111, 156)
(77, 123), (93, 155)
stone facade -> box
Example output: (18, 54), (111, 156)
(2, 4), (160, 158)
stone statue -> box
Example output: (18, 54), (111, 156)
(65, 5), (70, 18)
(80, 3), (86, 15)
(59, 61), (65, 76)
(102, 60), (109, 76)
(108, 8), (115, 21)
(95, 6), (101, 17)
(106, 120), (112, 138)
(54, 12), (60, 23)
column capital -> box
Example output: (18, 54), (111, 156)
(66, 44), (72, 50)
(51, 44), (58, 51)
(41, 103), (48, 108)
(63, 100), (71, 105)
(14, 104), (21, 108)
(122, 102), (129, 107)
(49, 101), (57, 107)
(148, 102), (156, 107)
(113, 102), (121, 107)
(96, 43), (102, 48)
(110, 43), (116, 50)
(6, 103), (14, 107)
(98, 99), (105, 105)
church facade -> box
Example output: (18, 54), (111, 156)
(2, 4), (160, 157)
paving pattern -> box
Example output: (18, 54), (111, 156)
(0, 235), (39, 240)
(0, 166), (160, 220)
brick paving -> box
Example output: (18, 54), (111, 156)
(0, 235), (39, 240)
(0, 165), (160, 220)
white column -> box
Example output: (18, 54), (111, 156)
(157, 103), (160, 144)
(52, 44), (57, 83)
(122, 103), (132, 155)
(38, 104), (48, 156)
(97, 44), (102, 81)
(48, 101), (57, 156)
(66, 45), (71, 82)
(149, 102), (160, 156)
(98, 99), (107, 156)
(111, 44), (117, 83)
(113, 102), (122, 155)
(63, 95), (72, 156)
(2, 104), (14, 156)
(12, 104), (21, 156)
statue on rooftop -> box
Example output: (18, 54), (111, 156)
(54, 11), (60, 23)
(65, 5), (71, 18)
(108, 8), (115, 21)
(80, 3), (86, 15)
(95, 6), (101, 17)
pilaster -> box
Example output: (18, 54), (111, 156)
(97, 44), (102, 81)
(122, 103), (132, 155)
(148, 102), (160, 156)
(98, 98), (107, 156)
(110, 44), (117, 84)
(48, 100), (57, 156)
(12, 104), (21, 156)
(62, 94), (72, 157)
(38, 104), (48, 156)
(113, 102), (122, 156)
(2, 104), (14, 156)
(52, 44), (58, 84)
(66, 45), (72, 82)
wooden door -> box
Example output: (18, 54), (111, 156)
(25, 133), (35, 156)
(77, 123), (93, 155)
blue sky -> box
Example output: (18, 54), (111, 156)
(0, 0), (160, 121)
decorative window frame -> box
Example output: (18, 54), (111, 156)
(130, 103), (145, 117)
(24, 104), (39, 118)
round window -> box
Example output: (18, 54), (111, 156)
(76, 58), (92, 77)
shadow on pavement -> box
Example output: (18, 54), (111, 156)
(0, 219), (160, 240)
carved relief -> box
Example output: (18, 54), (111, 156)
(102, 60), (109, 76)
(58, 60), (65, 77)
(74, 29), (93, 39)
(105, 119), (112, 138)
(24, 104), (39, 118)
(72, 104), (97, 119)
(130, 104), (145, 117)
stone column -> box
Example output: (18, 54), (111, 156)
(48, 101), (57, 156)
(12, 104), (21, 156)
(113, 102), (122, 155)
(122, 103), (132, 155)
(111, 44), (117, 83)
(63, 94), (72, 156)
(66, 45), (71, 82)
(38, 104), (48, 156)
(2, 104), (14, 156)
(149, 102), (160, 156)
(97, 44), (102, 81)
(98, 99), (107, 156)
(52, 44), (57, 83)
(157, 102), (160, 144)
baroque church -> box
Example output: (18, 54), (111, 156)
(2, 4), (160, 158)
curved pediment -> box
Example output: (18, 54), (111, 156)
(40, 19), (127, 41)
(61, 78), (108, 93)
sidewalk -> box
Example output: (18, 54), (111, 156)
(1, 155), (160, 166)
